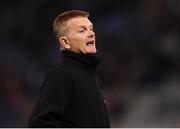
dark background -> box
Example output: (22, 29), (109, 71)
(1, 0), (180, 127)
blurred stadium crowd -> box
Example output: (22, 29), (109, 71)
(0, 0), (180, 127)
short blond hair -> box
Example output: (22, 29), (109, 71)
(53, 10), (89, 42)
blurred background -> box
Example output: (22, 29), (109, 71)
(1, 0), (180, 127)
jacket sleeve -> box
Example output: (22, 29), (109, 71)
(28, 70), (74, 127)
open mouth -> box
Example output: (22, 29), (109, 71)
(86, 41), (94, 46)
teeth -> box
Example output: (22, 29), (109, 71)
(87, 44), (93, 46)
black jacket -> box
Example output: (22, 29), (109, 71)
(29, 50), (110, 127)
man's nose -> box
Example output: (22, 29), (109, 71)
(88, 30), (95, 37)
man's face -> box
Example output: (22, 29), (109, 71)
(65, 17), (96, 54)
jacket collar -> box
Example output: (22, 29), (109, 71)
(61, 50), (101, 71)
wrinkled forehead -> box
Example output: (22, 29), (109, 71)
(66, 17), (93, 28)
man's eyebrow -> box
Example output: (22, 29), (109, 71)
(78, 24), (93, 28)
(89, 24), (93, 28)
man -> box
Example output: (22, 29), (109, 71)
(29, 10), (110, 127)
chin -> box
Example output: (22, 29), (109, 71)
(86, 50), (97, 54)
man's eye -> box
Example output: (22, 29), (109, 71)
(79, 29), (85, 33)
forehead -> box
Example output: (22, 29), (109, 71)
(66, 17), (93, 28)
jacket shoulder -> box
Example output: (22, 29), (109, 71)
(39, 64), (73, 92)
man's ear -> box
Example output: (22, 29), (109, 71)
(59, 36), (70, 49)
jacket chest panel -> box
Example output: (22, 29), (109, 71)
(71, 68), (104, 106)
